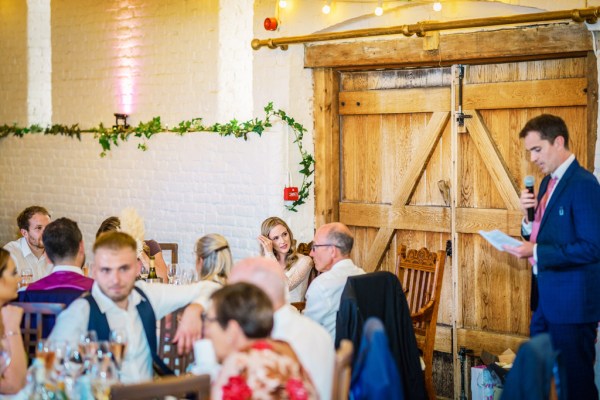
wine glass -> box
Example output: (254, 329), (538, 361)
(90, 355), (117, 400)
(79, 330), (98, 370)
(63, 343), (84, 398)
(167, 263), (177, 284)
(35, 340), (56, 377)
(109, 329), (127, 376)
(19, 268), (33, 289)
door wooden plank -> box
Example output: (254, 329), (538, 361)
(340, 203), (451, 232)
(339, 87), (451, 115)
(457, 328), (528, 357)
(305, 24), (591, 68)
(465, 110), (521, 210)
(587, 51), (598, 171)
(456, 208), (523, 236)
(463, 78), (587, 109)
(313, 68), (340, 227)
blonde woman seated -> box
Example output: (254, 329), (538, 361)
(206, 283), (317, 400)
(195, 233), (232, 286)
(258, 217), (313, 302)
(0, 249), (27, 394)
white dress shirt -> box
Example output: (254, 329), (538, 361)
(49, 280), (221, 383)
(303, 259), (365, 338)
(3, 237), (53, 282)
(272, 305), (335, 400)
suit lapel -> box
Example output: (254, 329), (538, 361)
(539, 159), (579, 232)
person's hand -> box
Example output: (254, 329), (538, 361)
(2, 305), (24, 332)
(173, 303), (203, 355)
(257, 235), (273, 254)
(520, 188), (537, 222)
(503, 241), (534, 259)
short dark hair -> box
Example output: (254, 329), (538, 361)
(519, 114), (569, 150)
(42, 218), (82, 263)
(93, 231), (137, 253)
(328, 227), (354, 256)
(96, 216), (120, 238)
(17, 206), (50, 231)
(210, 283), (273, 339)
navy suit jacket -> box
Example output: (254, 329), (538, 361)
(532, 159), (600, 324)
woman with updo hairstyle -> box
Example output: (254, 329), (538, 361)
(0, 249), (27, 394)
(195, 234), (232, 286)
(257, 217), (313, 302)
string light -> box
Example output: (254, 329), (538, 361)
(322, 0), (332, 14)
(433, 2), (442, 12)
(374, 0), (383, 16)
(279, 0), (287, 8)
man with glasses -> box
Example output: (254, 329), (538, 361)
(304, 222), (365, 338)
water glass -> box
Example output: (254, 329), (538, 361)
(167, 263), (177, 284)
(90, 355), (117, 400)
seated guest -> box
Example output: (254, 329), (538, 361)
(25, 217), (93, 294)
(206, 283), (317, 400)
(49, 231), (219, 383)
(195, 233), (233, 285)
(0, 249), (27, 394)
(304, 222), (365, 338)
(3, 205), (53, 282)
(96, 210), (168, 283)
(229, 257), (334, 400)
(258, 217), (313, 302)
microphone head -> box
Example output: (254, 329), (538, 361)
(524, 175), (535, 187)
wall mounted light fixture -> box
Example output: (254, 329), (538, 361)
(113, 113), (130, 130)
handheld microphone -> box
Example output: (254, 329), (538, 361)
(524, 175), (535, 222)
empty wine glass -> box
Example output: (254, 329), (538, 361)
(167, 263), (177, 284)
(63, 342), (84, 397)
(90, 355), (117, 400)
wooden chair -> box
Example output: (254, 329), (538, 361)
(110, 373), (210, 399)
(292, 241), (318, 311)
(332, 339), (353, 400)
(158, 306), (194, 375)
(158, 242), (178, 264)
(11, 302), (66, 361)
(395, 245), (446, 400)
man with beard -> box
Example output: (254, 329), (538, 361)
(3, 206), (52, 282)
(49, 231), (218, 382)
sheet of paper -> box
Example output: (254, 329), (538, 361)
(479, 229), (523, 252)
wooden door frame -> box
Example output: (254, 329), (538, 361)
(310, 22), (597, 397)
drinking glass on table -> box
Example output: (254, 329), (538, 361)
(109, 329), (127, 377)
(79, 330), (98, 370)
(36, 340), (57, 376)
(19, 268), (33, 288)
(167, 263), (177, 284)
(90, 355), (117, 400)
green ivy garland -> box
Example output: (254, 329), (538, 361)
(0, 102), (314, 212)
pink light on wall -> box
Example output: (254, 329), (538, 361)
(112, 1), (140, 116)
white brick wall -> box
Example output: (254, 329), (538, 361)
(0, 128), (315, 267)
(27, 0), (52, 126)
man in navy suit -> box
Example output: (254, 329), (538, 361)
(505, 114), (600, 399)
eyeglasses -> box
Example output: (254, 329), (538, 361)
(310, 243), (340, 251)
(201, 313), (218, 324)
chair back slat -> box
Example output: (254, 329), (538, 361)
(11, 302), (66, 361)
(395, 245), (446, 400)
(332, 339), (353, 400)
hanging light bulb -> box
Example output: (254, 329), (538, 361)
(433, 2), (442, 12)
(279, 0), (287, 8)
(322, 0), (331, 14)
(374, 0), (383, 16)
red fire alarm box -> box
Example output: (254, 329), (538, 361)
(284, 187), (299, 201)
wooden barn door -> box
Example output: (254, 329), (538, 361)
(325, 55), (591, 393)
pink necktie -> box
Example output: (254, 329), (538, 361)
(528, 176), (558, 270)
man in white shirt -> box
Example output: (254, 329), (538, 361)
(3, 205), (53, 282)
(49, 231), (217, 383)
(229, 257), (335, 400)
(304, 222), (365, 338)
